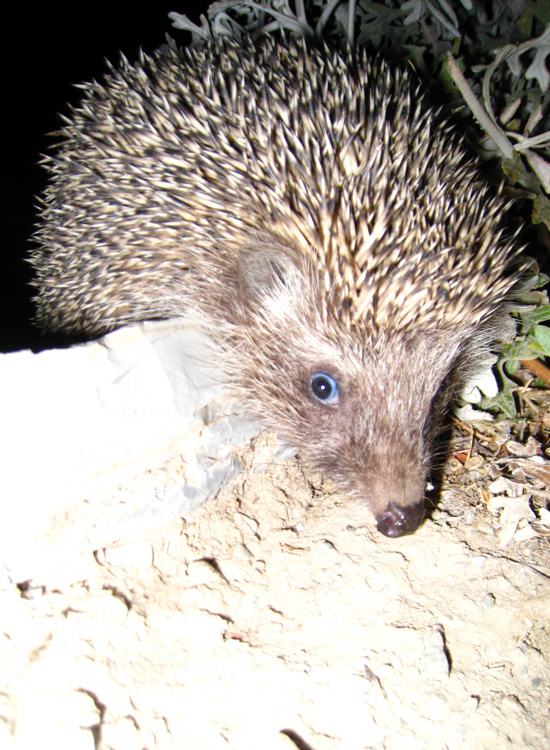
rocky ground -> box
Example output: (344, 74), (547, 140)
(1, 427), (549, 750)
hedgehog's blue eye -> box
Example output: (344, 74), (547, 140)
(310, 373), (339, 405)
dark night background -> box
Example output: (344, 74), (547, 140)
(2, 4), (207, 352)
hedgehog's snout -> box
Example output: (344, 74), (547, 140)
(376, 500), (426, 538)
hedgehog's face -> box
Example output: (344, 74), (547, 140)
(234, 243), (469, 538)
(294, 336), (460, 538)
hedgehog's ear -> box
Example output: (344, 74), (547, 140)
(238, 238), (299, 302)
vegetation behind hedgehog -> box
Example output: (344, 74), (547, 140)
(31, 37), (521, 537)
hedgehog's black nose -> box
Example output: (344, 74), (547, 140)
(376, 501), (425, 537)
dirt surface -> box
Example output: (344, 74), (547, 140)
(1, 433), (549, 750)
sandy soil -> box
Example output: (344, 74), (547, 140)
(1, 433), (549, 750)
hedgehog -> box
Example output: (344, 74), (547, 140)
(31, 36), (521, 537)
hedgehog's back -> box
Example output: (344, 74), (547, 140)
(31, 37), (517, 338)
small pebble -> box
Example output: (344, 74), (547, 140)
(421, 627), (450, 679)
(480, 593), (496, 611)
